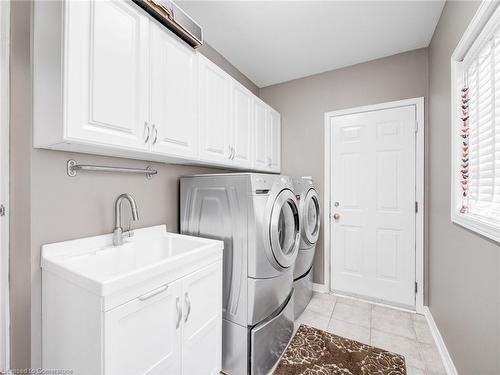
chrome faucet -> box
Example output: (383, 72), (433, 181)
(113, 193), (139, 246)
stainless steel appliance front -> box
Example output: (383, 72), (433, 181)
(180, 173), (298, 374)
(292, 177), (321, 318)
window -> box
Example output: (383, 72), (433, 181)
(451, 2), (500, 243)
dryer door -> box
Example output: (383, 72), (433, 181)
(302, 188), (321, 246)
(269, 189), (300, 268)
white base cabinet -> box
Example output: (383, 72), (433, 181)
(43, 261), (222, 375)
(33, 0), (280, 172)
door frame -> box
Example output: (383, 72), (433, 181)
(0, 0), (10, 368)
(323, 97), (425, 313)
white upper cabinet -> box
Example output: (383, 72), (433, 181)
(268, 108), (281, 172)
(198, 55), (232, 164)
(150, 22), (198, 159)
(65, 0), (150, 150)
(33, 0), (281, 172)
(253, 99), (269, 170)
(253, 99), (281, 172)
(230, 82), (253, 168)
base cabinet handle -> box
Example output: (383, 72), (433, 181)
(138, 284), (168, 300)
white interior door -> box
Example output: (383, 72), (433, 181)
(0, 0), (8, 367)
(330, 105), (416, 308)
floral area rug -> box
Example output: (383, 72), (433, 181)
(273, 324), (406, 375)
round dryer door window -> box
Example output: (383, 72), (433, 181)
(270, 189), (300, 268)
(303, 189), (320, 245)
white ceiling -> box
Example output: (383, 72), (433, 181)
(177, 1), (445, 87)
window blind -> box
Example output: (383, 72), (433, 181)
(464, 33), (500, 224)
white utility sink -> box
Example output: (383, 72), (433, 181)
(41, 225), (223, 296)
(42, 224), (224, 374)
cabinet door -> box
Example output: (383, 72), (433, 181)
(65, 1), (150, 150)
(231, 82), (253, 168)
(150, 22), (198, 158)
(105, 281), (182, 375)
(198, 55), (231, 163)
(268, 109), (281, 172)
(182, 262), (222, 375)
(253, 99), (269, 170)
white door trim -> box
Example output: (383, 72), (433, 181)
(323, 97), (425, 313)
(0, 0), (10, 368)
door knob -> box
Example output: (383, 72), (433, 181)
(333, 213), (340, 220)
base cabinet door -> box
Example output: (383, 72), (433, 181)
(181, 262), (222, 375)
(150, 22), (198, 158)
(105, 281), (182, 375)
(65, 0), (150, 150)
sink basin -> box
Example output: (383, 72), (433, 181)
(41, 225), (223, 296)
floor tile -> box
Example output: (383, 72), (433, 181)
(372, 305), (415, 320)
(370, 329), (426, 370)
(371, 310), (416, 340)
(306, 293), (336, 317)
(413, 313), (427, 323)
(405, 366), (426, 375)
(326, 319), (370, 344)
(296, 308), (330, 330)
(414, 320), (434, 344)
(331, 302), (371, 328)
(335, 296), (372, 311)
(420, 342), (447, 375)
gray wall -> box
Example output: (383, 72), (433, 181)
(260, 48), (429, 284)
(9, 1), (252, 368)
(428, 2), (500, 374)
(199, 43), (259, 96)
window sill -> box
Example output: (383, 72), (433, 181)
(451, 212), (500, 244)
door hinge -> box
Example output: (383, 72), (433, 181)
(414, 120), (418, 133)
(415, 282), (418, 294)
(415, 201), (418, 213)
(0, 204), (5, 217)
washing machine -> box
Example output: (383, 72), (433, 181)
(292, 176), (321, 319)
(180, 173), (300, 375)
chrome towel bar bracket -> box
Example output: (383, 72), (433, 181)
(67, 159), (157, 179)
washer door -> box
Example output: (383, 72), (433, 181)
(269, 189), (300, 268)
(302, 188), (320, 246)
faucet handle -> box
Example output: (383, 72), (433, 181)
(122, 230), (134, 239)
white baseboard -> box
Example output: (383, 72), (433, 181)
(312, 283), (329, 293)
(423, 306), (458, 375)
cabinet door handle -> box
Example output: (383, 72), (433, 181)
(138, 284), (168, 301)
(227, 146), (232, 160)
(184, 292), (191, 322)
(143, 122), (150, 144)
(152, 125), (158, 145)
(176, 296), (182, 329)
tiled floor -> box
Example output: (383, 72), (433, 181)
(294, 293), (447, 375)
